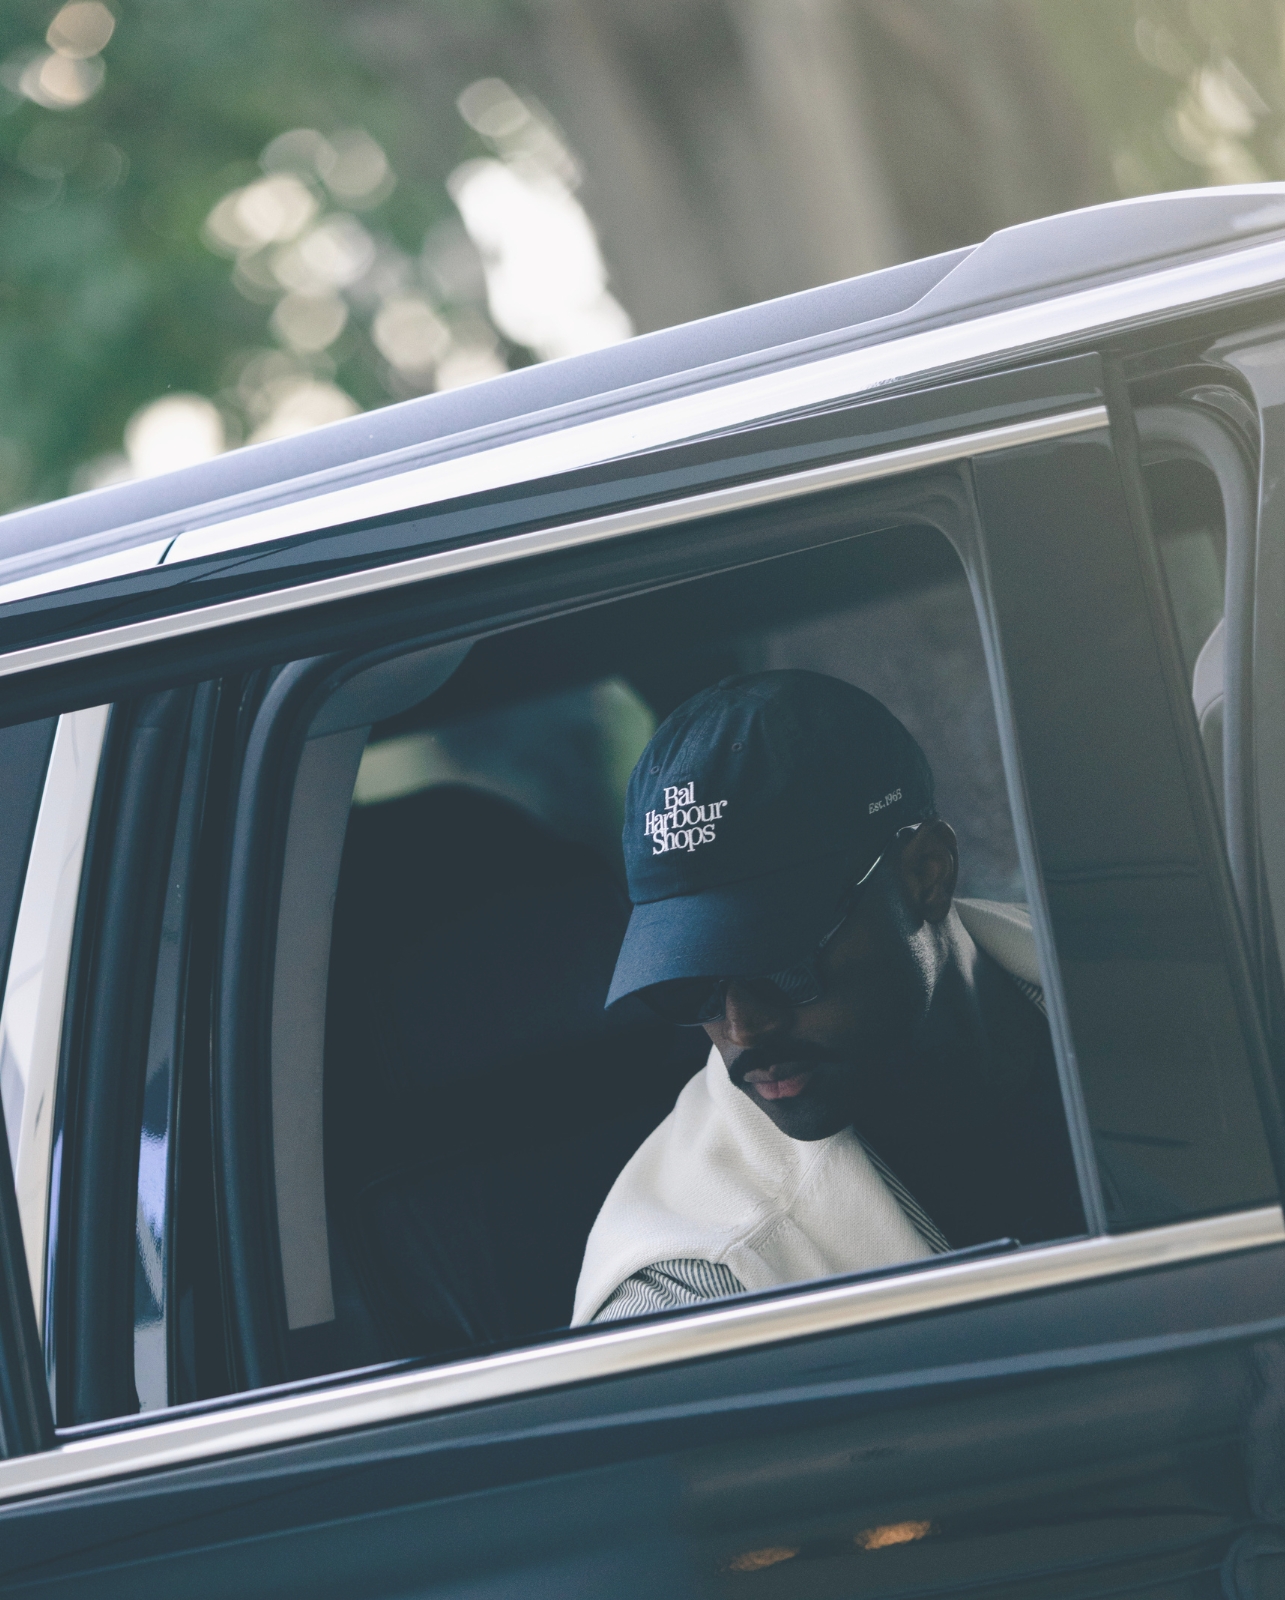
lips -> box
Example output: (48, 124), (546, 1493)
(743, 1068), (814, 1100)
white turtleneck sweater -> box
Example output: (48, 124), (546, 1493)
(572, 898), (1039, 1326)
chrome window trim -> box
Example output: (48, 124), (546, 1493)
(146, 237), (1285, 565)
(0, 226), (1280, 612)
(0, 1206), (1278, 1504)
(0, 539), (172, 614)
(0, 406), (1106, 685)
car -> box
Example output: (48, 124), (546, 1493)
(0, 184), (1282, 1600)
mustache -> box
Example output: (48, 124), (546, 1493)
(726, 1043), (845, 1081)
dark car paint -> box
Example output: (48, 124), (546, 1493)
(2, 1242), (1284, 1596)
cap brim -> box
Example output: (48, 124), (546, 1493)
(606, 851), (862, 1007)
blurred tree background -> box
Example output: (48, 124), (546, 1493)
(0, 0), (1281, 515)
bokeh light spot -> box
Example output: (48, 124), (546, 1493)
(448, 156), (631, 361)
(270, 291), (348, 353)
(433, 345), (506, 391)
(15, 50), (104, 108)
(292, 213), (376, 289)
(371, 296), (450, 375)
(123, 395), (224, 479)
(46, 2), (115, 59)
(204, 175), (318, 255)
(324, 130), (393, 206)
(247, 377), (358, 442)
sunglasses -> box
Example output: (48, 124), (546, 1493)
(639, 851), (885, 1027)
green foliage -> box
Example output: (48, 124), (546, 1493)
(0, 0), (464, 510)
(6, 0), (1285, 518)
(1028, 0), (1285, 197)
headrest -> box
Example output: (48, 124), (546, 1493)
(337, 784), (653, 1092)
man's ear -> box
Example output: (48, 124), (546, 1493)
(895, 820), (958, 925)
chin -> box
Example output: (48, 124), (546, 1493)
(760, 1093), (849, 1142)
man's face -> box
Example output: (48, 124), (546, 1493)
(700, 825), (956, 1140)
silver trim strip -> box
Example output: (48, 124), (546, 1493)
(0, 539), (171, 614)
(0, 406), (1105, 684)
(1, 1206), (1279, 1505)
(149, 231), (1285, 568)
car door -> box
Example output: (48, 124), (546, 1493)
(0, 194), (1283, 1600)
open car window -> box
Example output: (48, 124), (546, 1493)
(0, 366), (1275, 1440)
(302, 524), (1064, 1375)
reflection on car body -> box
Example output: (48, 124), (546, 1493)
(0, 188), (1281, 1597)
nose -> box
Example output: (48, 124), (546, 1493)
(720, 978), (792, 1049)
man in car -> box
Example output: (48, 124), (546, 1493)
(572, 669), (1083, 1325)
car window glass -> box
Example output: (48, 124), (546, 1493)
(242, 523), (1086, 1386)
(1147, 448), (1229, 834)
(1146, 454), (1226, 685)
(972, 429), (1278, 1234)
(1135, 399), (1258, 850)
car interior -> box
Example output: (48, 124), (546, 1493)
(256, 523), (1062, 1380)
(267, 427), (1248, 1384)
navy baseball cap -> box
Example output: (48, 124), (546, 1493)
(607, 670), (935, 1006)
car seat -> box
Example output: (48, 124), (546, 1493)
(324, 784), (709, 1360)
(954, 897), (1042, 1000)
(955, 896), (1187, 1228)
(1192, 616), (1225, 822)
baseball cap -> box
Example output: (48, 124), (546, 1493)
(607, 670), (935, 1006)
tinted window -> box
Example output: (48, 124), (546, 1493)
(973, 430), (1278, 1229)
(280, 524), (1080, 1378)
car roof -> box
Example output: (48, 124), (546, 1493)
(3, 183), (1285, 583)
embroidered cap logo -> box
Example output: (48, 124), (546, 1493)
(644, 782), (729, 856)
